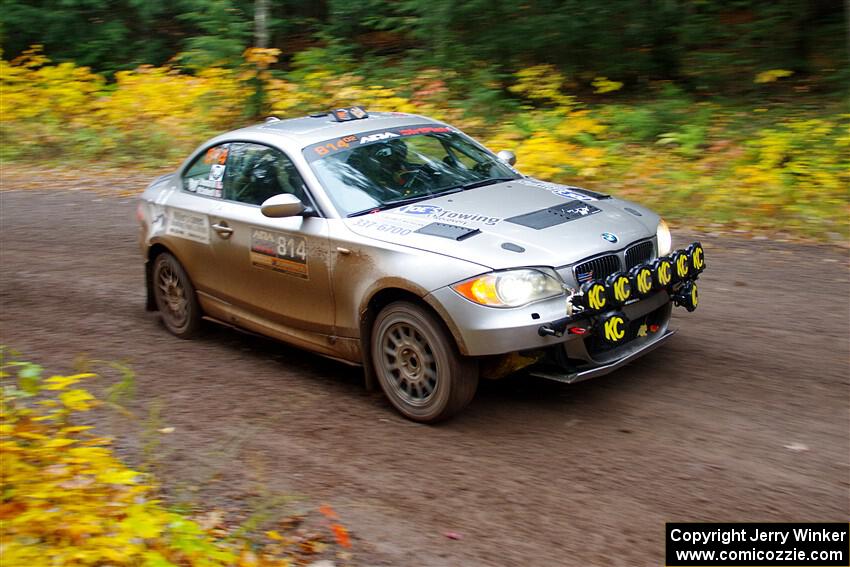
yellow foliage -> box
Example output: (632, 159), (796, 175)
(754, 69), (794, 84)
(1, 46), (848, 239)
(509, 65), (574, 109)
(592, 77), (623, 94)
(0, 353), (350, 566)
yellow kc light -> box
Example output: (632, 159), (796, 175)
(674, 280), (699, 312)
(687, 242), (706, 274)
(629, 264), (654, 298)
(600, 311), (629, 345)
(671, 250), (690, 281)
(653, 257), (673, 288)
(579, 280), (608, 312)
(605, 272), (632, 306)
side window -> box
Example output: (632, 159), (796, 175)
(224, 143), (309, 206)
(183, 144), (229, 198)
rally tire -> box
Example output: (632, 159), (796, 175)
(371, 301), (478, 423)
(152, 252), (202, 339)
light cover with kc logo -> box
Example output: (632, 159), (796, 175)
(600, 311), (629, 344)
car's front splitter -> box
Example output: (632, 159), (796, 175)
(527, 327), (677, 384)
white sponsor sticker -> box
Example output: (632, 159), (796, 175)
(209, 164), (226, 181)
(250, 228), (308, 278)
(525, 179), (598, 201)
(166, 209), (210, 244)
(359, 131), (399, 144)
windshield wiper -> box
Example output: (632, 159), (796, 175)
(347, 187), (463, 217)
(456, 177), (516, 191)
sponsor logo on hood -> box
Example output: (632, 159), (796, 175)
(398, 204), (502, 226)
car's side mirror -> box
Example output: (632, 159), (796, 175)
(261, 193), (305, 218)
(497, 150), (517, 166)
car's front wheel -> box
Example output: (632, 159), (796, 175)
(371, 301), (478, 422)
(152, 252), (202, 338)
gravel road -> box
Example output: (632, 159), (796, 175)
(1, 182), (847, 566)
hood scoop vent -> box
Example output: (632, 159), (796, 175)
(415, 222), (481, 241)
(506, 200), (601, 230)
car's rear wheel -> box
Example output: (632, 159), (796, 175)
(152, 252), (202, 338)
(371, 301), (478, 423)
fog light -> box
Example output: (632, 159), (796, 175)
(576, 280), (608, 312)
(674, 280), (699, 312)
(671, 250), (690, 281)
(605, 272), (632, 305)
(629, 264), (654, 298)
(599, 311), (629, 345)
(687, 242), (706, 274)
(652, 257), (674, 288)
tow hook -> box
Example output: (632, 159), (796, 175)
(538, 325), (562, 338)
(538, 322), (590, 338)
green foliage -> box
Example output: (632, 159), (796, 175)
(176, 0), (251, 69)
(1, 0), (847, 94)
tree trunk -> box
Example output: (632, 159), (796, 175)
(255, 0), (269, 48)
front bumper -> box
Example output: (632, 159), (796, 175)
(528, 328), (676, 384)
(427, 285), (672, 357)
(427, 240), (704, 382)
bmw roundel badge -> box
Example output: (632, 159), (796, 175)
(601, 232), (618, 243)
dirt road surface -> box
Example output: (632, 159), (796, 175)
(1, 182), (848, 566)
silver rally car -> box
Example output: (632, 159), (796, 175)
(138, 107), (705, 422)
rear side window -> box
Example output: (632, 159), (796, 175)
(224, 143), (309, 206)
(183, 144), (229, 198)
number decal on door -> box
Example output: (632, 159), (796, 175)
(250, 228), (309, 279)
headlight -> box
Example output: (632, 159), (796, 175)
(452, 268), (565, 308)
(656, 219), (672, 256)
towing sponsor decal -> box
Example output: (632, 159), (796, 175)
(250, 229), (309, 279)
(396, 204), (501, 226)
(304, 124), (454, 161)
(165, 209), (210, 244)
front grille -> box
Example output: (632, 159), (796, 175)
(625, 240), (654, 269)
(574, 254), (621, 284)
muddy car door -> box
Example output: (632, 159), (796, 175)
(157, 143), (230, 297)
(207, 142), (335, 348)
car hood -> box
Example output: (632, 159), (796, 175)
(343, 178), (660, 272)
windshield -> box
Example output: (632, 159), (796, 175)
(303, 125), (521, 216)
